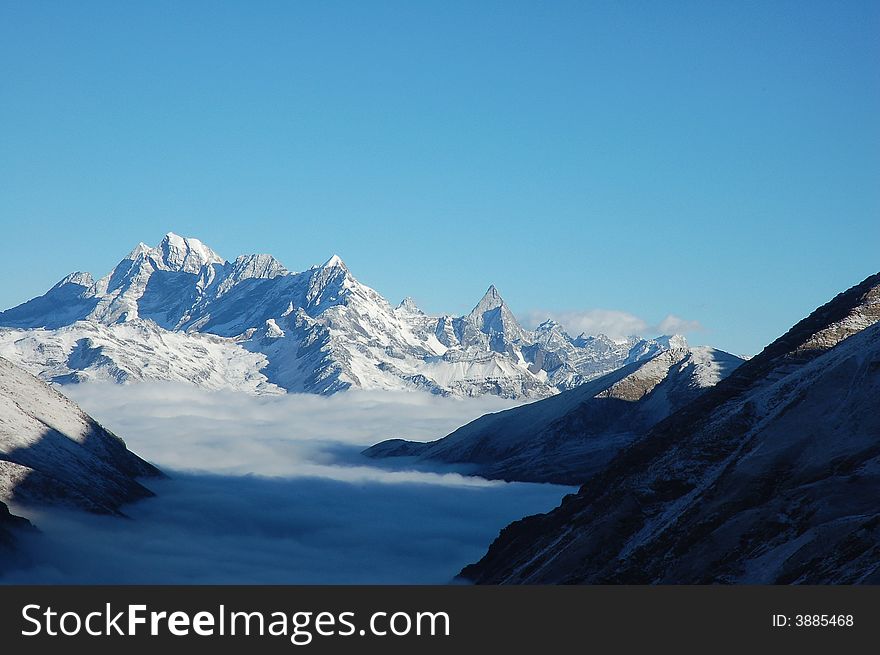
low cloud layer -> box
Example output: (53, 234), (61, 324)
(523, 309), (704, 339)
(2, 383), (569, 584)
(64, 383), (523, 480)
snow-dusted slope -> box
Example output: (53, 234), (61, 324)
(0, 356), (162, 515)
(365, 346), (743, 484)
(0, 321), (282, 394)
(462, 272), (880, 584)
(0, 233), (689, 398)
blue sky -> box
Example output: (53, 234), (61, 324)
(1, 1), (877, 355)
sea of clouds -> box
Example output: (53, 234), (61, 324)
(2, 383), (571, 583)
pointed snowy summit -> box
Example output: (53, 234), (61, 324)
(396, 297), (424, 315)
(148, 232), (226, 274)
(321, 254), (347, 270)
(304, 254), (356, 309)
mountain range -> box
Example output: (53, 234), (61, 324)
(6, 230), (876, 585)
(460, 271), (880, 584)
(0, 233), (688, 398)
(1, 238), (877, 585)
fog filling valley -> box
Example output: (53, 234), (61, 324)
(1, 383), (572, 583)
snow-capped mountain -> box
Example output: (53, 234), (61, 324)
(0, 356), (162, 515)
(0, 233), (687, 398)
(364, 345), (744, 484)
(461, 271), (880, 584)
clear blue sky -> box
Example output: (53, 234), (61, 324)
(1, 1), (878, 355)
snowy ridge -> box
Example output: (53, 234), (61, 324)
(0, 233), (692, 398)
(365, 345), (744, 484)
(0, 321), (282, 394)
(461, 271), (880, 583)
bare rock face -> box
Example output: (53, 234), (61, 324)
(462, 272), (880, 584)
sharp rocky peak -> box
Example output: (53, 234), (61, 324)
(321, 254), (348, 270)
(468, 285), (506, 317)
(304, 254), (359, 308)
(465, 284), (528, 346)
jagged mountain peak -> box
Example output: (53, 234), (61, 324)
(146, 232), (226, 274)
(468, 285), (516, 325)
(303, 254), (365, 312)
(532, 319), (573, 350)
(465, 284), (526, 349)
(229, 253), (289, 280)
(321, 254), (348, 270)
(311, 254), (355, 288)
(396, 297), (424, 315)
(210, 253), (290, 299)
(470, 284), (504, 315)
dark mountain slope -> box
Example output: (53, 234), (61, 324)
(463, 273), (880, 584)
